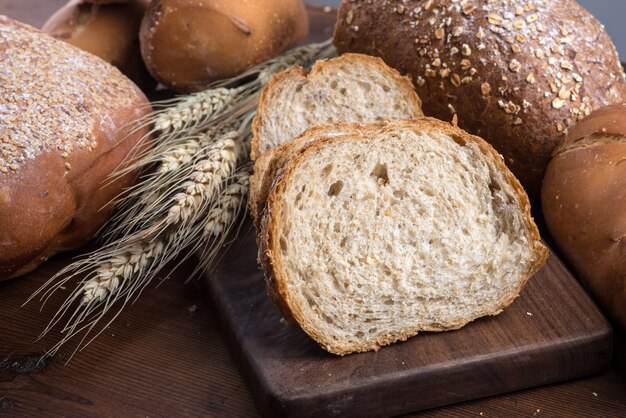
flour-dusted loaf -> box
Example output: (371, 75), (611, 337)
(259, 118), (548, 355)
(334, 0), (626, 199)
(250, 53), (423, 159)
(543, 104), (626, 331)
(0, 16), (151, 280)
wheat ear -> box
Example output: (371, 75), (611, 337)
(29, 39), (336, 359)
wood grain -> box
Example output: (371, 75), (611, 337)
(0, 1), (624, 417)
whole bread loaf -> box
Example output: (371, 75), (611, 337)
(334, 0), (626, 199)
(0, 16), (151, 280)
(543, 104), (626, 331)
(140, 0), (309, 92)
(259, 118), (548, 355)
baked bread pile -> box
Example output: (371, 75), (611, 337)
(44, 0), (310, 93)
(334, 0), (626, 199)
(0, 16), (151, 280)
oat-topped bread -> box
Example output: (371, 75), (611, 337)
(334, 0), (626, 199)
(0, 16), (151, 280)
(250, 53), (423, 159)
(259, 118), (548, 355)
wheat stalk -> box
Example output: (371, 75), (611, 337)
(29, 39), (336, 358)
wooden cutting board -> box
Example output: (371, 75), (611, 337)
(202, 221), (612, 418)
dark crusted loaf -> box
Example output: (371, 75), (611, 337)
(333, 0), (626, 199)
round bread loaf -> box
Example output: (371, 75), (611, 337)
(542, 103), (626, 330)
(0, 16), (151, 280)
(43, 0), (153, 89)
(139, 0), (309, 92)
(333, 0), (626, 199)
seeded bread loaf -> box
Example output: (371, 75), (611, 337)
(43, 0), (152, 88)
(139, 0), (309, 92)
(259, 118), (548, 355)
(542, 104), (626, 330)
(334, 0), (626, 199)
(251, 53), (423, 159)
(0, 16), (151, 280)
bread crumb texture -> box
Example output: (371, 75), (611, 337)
(0, 16), (136, 174)
(265, 120), (547, 354)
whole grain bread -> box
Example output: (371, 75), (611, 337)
(250, 53), (423, 159)
(259, 118), (548, 355)
(333, 0), (626, 200)
(0, 16), (151, 280)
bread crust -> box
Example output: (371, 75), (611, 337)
(250, 53), (423, 160)
(139, 0), (309, 93)
(260, 118), (548, 355)
(0, 16), (151, 280)
(333, 0), (626, 200)
(543, 104), (626, 331)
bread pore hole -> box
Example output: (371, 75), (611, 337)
(279, 236), (288, 253)
(451, 135), (467, 147)
(328, 180), (344, 197)
(370, 163), (389, 186)
(357, 81), (372, 92)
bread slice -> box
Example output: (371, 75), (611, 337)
(250, 53), (423, 159)
(259, 118), (549, 355)
(249, 125), (361, 229)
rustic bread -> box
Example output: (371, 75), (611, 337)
(251, 53), (423, 159)
(0, 16), (151, 280)
(43, 0), (153, 89)
(139, 0), (309, 92)
(543, 104), (626, 331)
(260, 118), (548, 355)
(250, 125), (361, 230)
(333, 0), (626, 200)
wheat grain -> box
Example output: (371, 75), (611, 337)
(154, 87), (238, 134)
(204, 168), (250, 237)
(81, 240), (165, 305)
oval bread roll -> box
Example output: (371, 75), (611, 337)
(139, 0), (309, 92)
(43, 0), (153, 89)
(0, 16), (151, 280)
(542, 104), (626, 330)
(334, 0), (626, 200)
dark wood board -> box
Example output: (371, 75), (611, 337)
(203, 221), (613, 418)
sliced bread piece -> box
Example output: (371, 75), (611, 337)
(249, 124), (361, 229)
(250, 53), (423, 159)
(260, 118), (548, 355)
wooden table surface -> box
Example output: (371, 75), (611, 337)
(1, 1), (625, 417)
